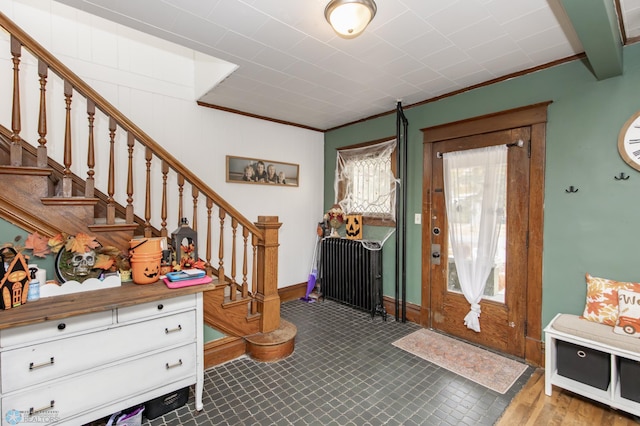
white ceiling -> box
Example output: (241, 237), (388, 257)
(53, 0), (640, 131)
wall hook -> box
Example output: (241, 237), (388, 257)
(614, 173), (630, 180)
(565, 186), (578, 193)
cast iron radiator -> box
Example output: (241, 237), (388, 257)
(319, 238), (386, 319)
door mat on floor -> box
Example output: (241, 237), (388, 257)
(392, 329), (527, 394)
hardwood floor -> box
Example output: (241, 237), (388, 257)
(496, 369), (639, 425)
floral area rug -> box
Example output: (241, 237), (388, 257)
(392, 329), (527, 394)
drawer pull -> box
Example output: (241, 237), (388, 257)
(57, 323), (66, 330)
(165, 325), (183, 334)
(166, 359), (183, 369)
(157, 304), (164, 310)
(29, 400), (54, 416)
(577, 350), (586, 358)
(29, 357), (55, 370)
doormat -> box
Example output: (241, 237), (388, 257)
(392, 329), (527, 394)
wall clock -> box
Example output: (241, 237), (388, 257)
(618, 110), (640, 172)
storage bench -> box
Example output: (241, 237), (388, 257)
(545, 313), (640, 416)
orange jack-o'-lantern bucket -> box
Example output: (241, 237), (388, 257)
(129, 237), (164, 256)
(130, 252), (162, 285)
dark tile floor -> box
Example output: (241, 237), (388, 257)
(142, 299), (533, 426)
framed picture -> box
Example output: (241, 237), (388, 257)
(226, 156), (299, 187)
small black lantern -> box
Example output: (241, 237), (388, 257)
(171, 218), (198, 267)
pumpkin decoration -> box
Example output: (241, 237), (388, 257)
(143, 264), (160, 279)
(345, 215), (363, 240)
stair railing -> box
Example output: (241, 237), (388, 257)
(0, 12), (281, 334)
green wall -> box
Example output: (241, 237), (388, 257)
(324, 43), (640, 330)
(0, 220), (55, 280)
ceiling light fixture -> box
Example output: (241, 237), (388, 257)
(324, 0), (377, 39)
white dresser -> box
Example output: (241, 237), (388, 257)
(0, 281), (215, 426)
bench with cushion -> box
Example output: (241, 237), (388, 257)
(545, 313), (640, 416)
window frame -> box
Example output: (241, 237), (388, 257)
(335, 137), (397, 227)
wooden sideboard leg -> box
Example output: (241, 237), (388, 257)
(195, 292), (204, 411)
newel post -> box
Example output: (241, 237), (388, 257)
(254, 216), (282, 333)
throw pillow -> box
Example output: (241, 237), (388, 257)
(614, 289), (640, 337)
(582, 273), (640, 326)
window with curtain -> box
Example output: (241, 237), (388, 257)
(335, 138), (397, 226)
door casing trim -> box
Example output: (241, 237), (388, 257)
(420, 102), (550, 366)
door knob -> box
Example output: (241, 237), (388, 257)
(431, 244), (441, 265)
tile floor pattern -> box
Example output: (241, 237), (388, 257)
(144, 299), (533, 425)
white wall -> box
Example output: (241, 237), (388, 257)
(0, 0), (325, 289)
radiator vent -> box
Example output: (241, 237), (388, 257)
(319, 238), (386, 319)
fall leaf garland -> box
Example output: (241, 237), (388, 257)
(7, 232), (129, 273)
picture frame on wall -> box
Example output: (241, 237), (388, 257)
(226, 155), (299, 187)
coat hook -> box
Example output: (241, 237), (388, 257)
(565, 186), (578, 193)
(614, 173), (630, 180)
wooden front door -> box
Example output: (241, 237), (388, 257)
(422, 103), (548, 365)
(429, 127), (529, 357)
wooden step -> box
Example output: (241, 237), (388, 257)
(0, 169), (137, 249)
(0, 165), (51, 176)
(88, 218), (140, 249)
(245, 319), (297, 362)
(203, 285), (261, 337)
(203, 336), (246, 369)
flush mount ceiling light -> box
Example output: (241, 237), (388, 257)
(325, 0), (377, 39)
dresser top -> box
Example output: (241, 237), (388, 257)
(0, 281), (216, 330)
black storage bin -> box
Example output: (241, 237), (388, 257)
(556, 340), (610, 390)
(144, 387), (189, 420)
(620, 357), (640, 402)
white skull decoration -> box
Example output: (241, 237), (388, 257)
(71, 251), (96, 276)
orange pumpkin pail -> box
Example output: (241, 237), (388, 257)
(129, 237), (164, 256)
(130, 253), (162, 285)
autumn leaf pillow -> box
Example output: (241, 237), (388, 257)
(582, 273), (640, 326)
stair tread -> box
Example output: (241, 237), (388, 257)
(41, 197), (99, 206)
(0, 165), (51, 176)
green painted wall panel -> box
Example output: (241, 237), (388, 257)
(0, 219), (55, 280)
(204, 324), (225, 342)
(325, 43), (640, 330)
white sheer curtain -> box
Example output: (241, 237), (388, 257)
(443, 145), (507, 332)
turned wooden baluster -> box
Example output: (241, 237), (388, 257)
(106, 117), (116, 223)
(191, 186), (199, 231)
(229, 217), (238, 301)
(177, 174), (185, 226)
(205, 198), (213, 274)
(144, 147), (152, 237)
(251, 234), (258, 315)
(160, 160), (169, 237)
(242, 227), (249, 298)
(62, 81), (73, 197)
(126, 132), (135, 224)
(10, 36), (21, 166)
(37, 60), (48, 168)
(85, 100), (95, 197)
(218, 208), (226, 285)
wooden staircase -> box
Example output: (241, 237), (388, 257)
(0, 12), (295, 365)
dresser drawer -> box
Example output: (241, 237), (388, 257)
(1, 310), (196, 393)
(0, 311), (113, 348)
(1, 343), (196, 426)
(117, 294), (195, 323)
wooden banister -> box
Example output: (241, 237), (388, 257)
(0, 11), (281, 338)
(0, 11), (261, 237)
